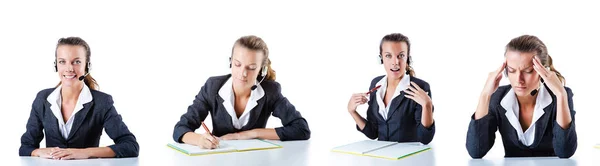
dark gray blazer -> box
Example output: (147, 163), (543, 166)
(357, 75), (435, 144)
(19, 88), (139, 158)
(173, 74), (310, 142)
(466, 85), (577, 158)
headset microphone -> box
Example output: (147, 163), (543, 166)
(251, 76), (265, 90)
(251, 66), (268, 91)
(530, 89), (538, 96)
(78, 72), (89, 81)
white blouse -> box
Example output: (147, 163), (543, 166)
(47, 83), (93, 139)
(501, 83), (552, 146)
(218, 77), (265, 129)
(374, 74), (410, 120)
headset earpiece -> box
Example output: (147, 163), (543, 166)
(378, 55), (383, 64)
(261, 66), (268, 77)
(54, 61), (58, 72)
(405, 55), (412, 74)
(86, 61), (91, 73)
(229, 57), (232, 68)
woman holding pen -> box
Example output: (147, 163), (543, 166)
(173, 35), (311, 149)
(347, 33), (435, 144)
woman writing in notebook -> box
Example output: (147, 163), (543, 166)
(173, 35), (311, 149)
(347, 33), (435, 144)
(20, 37), (139, 159)
(466, 35), (577, 158)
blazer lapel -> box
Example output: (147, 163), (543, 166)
(497, 104), (528, 148)
(385, 76), (412, 121)
(66, 101), (93, 140)
(530, 104), (552, 148)
(241, 98), (265, 130)
(44, 101), (66, 142)
(215, 95), (236, 132)
(529, 84), (554, 148)
(386, 92), (406, 122)
(373, 104), (385, 122)
(369, 93), (385, 122)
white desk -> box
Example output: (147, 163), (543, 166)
(16, 140), (599, 166)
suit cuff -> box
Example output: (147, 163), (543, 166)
(19, 146), (35, 156)
(173, 127), (193, 143)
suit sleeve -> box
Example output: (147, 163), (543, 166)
(272, 83), (311, 141)
(173, 81), (212, 143)
(466, 98), (498, 159)
(356, 81), (379, 140)
(552, 87), (577, 158)
(413, 82), (435, 144)
(103, 96), (140, 158)
(19, 94), (45, 156)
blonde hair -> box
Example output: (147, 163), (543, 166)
(231, 35), (276, 81)
(506, 35), (565, 85)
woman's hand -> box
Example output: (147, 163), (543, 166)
(475, 61), (506, 119)
(347, 93), (368, 113)
(532, 56), (566, 96)
(482, 61), (506, 96)
(403, 82), (432, 108)
(533, 56), (571, 128)
(32, 147), (59, 159)
(49, 148), (90, 160)
(197, 133), (220, 149)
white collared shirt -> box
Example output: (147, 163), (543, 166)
(374, 74), (410, 120)
(501, 83), (552, 146)
(218, 77), (265, 129)
(47, 83), (93, 139)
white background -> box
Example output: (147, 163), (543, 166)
(1, 0), (599, 165)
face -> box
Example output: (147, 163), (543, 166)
(230, 45), (264, 91)
(505, 50), (541, 96)
(56, 45), (87, 88)
(381, 41), (408, 79)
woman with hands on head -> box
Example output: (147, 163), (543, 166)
(466, 35), (576, 158)
(347, 33), (435, 144)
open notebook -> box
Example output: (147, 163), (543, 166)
(332, 140), (430, 160)
(168, 139), (281, 156)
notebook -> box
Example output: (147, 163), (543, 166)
(168, 139), (281, 156)
(332, 140), (430, 160)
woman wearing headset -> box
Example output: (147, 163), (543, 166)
(20, 37), (139, 159)
(466, 35), (577, 158)
(173, 35), (310, 149)
(347, 33), (435, 144)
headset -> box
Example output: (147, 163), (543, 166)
(230, 57), (268, 90)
